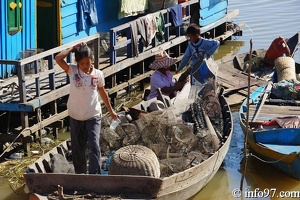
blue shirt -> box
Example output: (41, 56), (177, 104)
(178, 38), (220, 71)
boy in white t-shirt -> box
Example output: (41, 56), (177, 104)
(55, 43), (118, 174)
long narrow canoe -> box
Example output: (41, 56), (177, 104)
(24, 65), (233, 199)
(239, 84), (300, 180)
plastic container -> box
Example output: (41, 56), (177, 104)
(110, 118), (121, 130)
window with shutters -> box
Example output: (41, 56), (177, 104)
(7, 0), (22, 34)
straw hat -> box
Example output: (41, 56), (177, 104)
(149, 50), (177, 69)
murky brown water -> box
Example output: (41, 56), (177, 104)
(192, 0), (300, 199)
(1, 0), (300, 199)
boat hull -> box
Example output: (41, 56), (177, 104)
(24, 87), (233, 199)
(239, 86), (300, 180)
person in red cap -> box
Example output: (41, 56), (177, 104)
(147, 50), (189, 100)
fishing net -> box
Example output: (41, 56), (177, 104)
(100, 83), (224, 177)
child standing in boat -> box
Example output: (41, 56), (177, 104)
(55, 43), (118, 174)
(177, 23), (220, 81)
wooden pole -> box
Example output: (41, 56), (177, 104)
(240, 39), (253, 192)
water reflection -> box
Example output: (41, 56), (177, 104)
(214, 41), (245, 61)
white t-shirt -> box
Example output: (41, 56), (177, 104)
(67, 64), (105, 121)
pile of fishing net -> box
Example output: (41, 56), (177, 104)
(100, 84), (223, 177)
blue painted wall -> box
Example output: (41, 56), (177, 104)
(199, 0), (227, 26)
(0, 0), (36, 78)
(95, 0), (135, 33)
(60, 0), (98, 44)
(0, 0), (144, 78)
(61, 0), (134, 44)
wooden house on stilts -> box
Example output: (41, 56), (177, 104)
(0, 0), (243, 157)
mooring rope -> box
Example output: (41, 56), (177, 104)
(249, 152), (292, 164)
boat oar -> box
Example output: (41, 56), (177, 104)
(240, 39), (253, 192)
(251, 81), (272, 122)
(203, 111), (220, 149)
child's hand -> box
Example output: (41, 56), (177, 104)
(110, 110), (118, 120)
(185, 75), (190, 83)
(72, 43), (87, 52)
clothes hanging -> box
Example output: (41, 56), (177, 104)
(130, 21), (139, 57)
(78, 0), (99, 31)
(137, 14), (158, 47)
(119, 0), (148, 19)
(169, 4), (183, 27)
(155, 12), (165, 42)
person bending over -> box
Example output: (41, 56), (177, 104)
(147, 50), (189, 100)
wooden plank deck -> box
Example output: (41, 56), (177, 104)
(215, 54), (267, 106)
(248, 104), (300, 122)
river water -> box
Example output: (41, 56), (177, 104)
(1, 0), (300, 199)
(191, 0), (300, 199)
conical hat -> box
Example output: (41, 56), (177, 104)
(149, 50), (177, 69)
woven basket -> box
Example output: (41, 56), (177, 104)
(109, 145), (160, 178)
(275, 57), (296, 81)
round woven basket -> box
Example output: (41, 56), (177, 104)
(109, 145), (160, 178)
(275, 57), (296, 81)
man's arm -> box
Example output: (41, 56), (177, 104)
(204, 39), (220, 56)
(177, 44), (192, 71)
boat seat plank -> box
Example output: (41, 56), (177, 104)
(259, 143), (300, 155)
(249, 104), (300, 121)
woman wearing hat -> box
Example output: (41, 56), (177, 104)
(147, 50), (189, 100)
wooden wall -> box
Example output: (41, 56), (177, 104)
(0, 0), (36, 78)
(199, 0), (227, 26)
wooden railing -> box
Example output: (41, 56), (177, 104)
(0, 34), (101, 134)
(104, 0), (198, 99)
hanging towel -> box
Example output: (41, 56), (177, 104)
(119, 0), (148, 19)
(130, 21), (139, 57)
(137, 14), (158, 47)
(155, 12), (165, 42)
(169, 4), (183, 27)
(136, 18), (147, 46)
(144, 14), (158, 45)
(78, 0), (99, 31)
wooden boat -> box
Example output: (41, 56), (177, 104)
(239, 83), (300, 180)
(237, 32), (300, 180)
(216, 31), (300, 106)
(24, 71), (233, 199)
